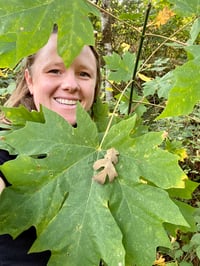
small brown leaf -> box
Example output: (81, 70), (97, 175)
(93, 148), (119, 184)
(105, 148), (119, 163)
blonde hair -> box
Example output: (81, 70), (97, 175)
(5, 55), (36, 111)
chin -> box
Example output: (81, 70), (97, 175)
(63, 115), (76, 126)
(56, 110), (76, 125)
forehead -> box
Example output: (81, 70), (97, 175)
(33, 34), (97, 68)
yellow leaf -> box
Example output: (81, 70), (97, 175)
(105, 87), (113, 92)
(155, 6), (175, 28)
(121, 42), (130, 52)
(138, 72), (153, 82)
(153, 255), (166, 266)
(176, 148), (188, 162)
(0, 69), (7, 77)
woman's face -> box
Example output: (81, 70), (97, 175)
(25, 34), (97, 125)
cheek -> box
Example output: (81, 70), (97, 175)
(84, 84), (96, 109)
(31, 79), (53, 106)
(32, 78), (53, 97)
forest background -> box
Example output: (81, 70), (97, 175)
(0, 0), (199, 265)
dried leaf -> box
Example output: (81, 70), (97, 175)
(93, 148), (119, 184)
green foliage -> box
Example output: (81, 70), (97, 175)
(190, 207), (200, 260)
(191, 233), (200, 259)
(158, 49), (200, 118)
(149, 104), (200, 183)
(187, 18), (200, 45)
(0, 105), (192, 266)
(0, 0), (99, 68)
(158, 206), (200, 264)
(0, 69), (16, 104)
(143, 71), (174, 99)
(169, 0), (200, 16)
(103, 51), (136, 83)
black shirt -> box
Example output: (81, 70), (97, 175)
(0, 150), (51, 266)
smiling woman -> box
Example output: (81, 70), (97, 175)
(0, 26), (101, 265)
(24, 34), (97, 125)
(5, 29), (101, 125)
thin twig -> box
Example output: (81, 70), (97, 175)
(146, 33), (187, 46)
(139, 17), (196, 72)
(186, 114), (200, 124)
(132, 98), (164, 112)
(104, 79), (165, 109)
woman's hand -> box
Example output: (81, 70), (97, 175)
(0, 177), (5, 194)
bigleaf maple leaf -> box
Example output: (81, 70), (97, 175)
(0, 0), (99, 68)
(0, 104), (189, 266)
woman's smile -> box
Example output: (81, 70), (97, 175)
(54, 98), (78, 106)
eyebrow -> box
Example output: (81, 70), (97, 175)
(53, 61), (65, 66)
(77, 64), (96, 73)
(43, 61), (65, 69)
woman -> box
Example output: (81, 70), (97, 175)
(0, 26), (101, 265)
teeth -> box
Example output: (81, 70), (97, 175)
(55, 98), (77, 105)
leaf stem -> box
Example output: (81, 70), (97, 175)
(105, 79), (165, 109)
(128, 1), (152, 115)
(99, 80), (133, 150)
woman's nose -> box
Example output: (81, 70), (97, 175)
(60, 70), (79, 91)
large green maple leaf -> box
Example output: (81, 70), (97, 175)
(0, 0), (98, 68)
(158, 46), (200, 118)
(0, 105), (190, 266)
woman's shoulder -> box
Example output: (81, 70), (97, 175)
(0, 149), (16, 165)
(0, 227), (51, 265)
(0, 149), (17, 186)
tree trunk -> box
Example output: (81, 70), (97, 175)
(101, 0), (113, 101)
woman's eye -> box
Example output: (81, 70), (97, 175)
(79, 71), (90, 77)
(48, 69), (61, 74)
